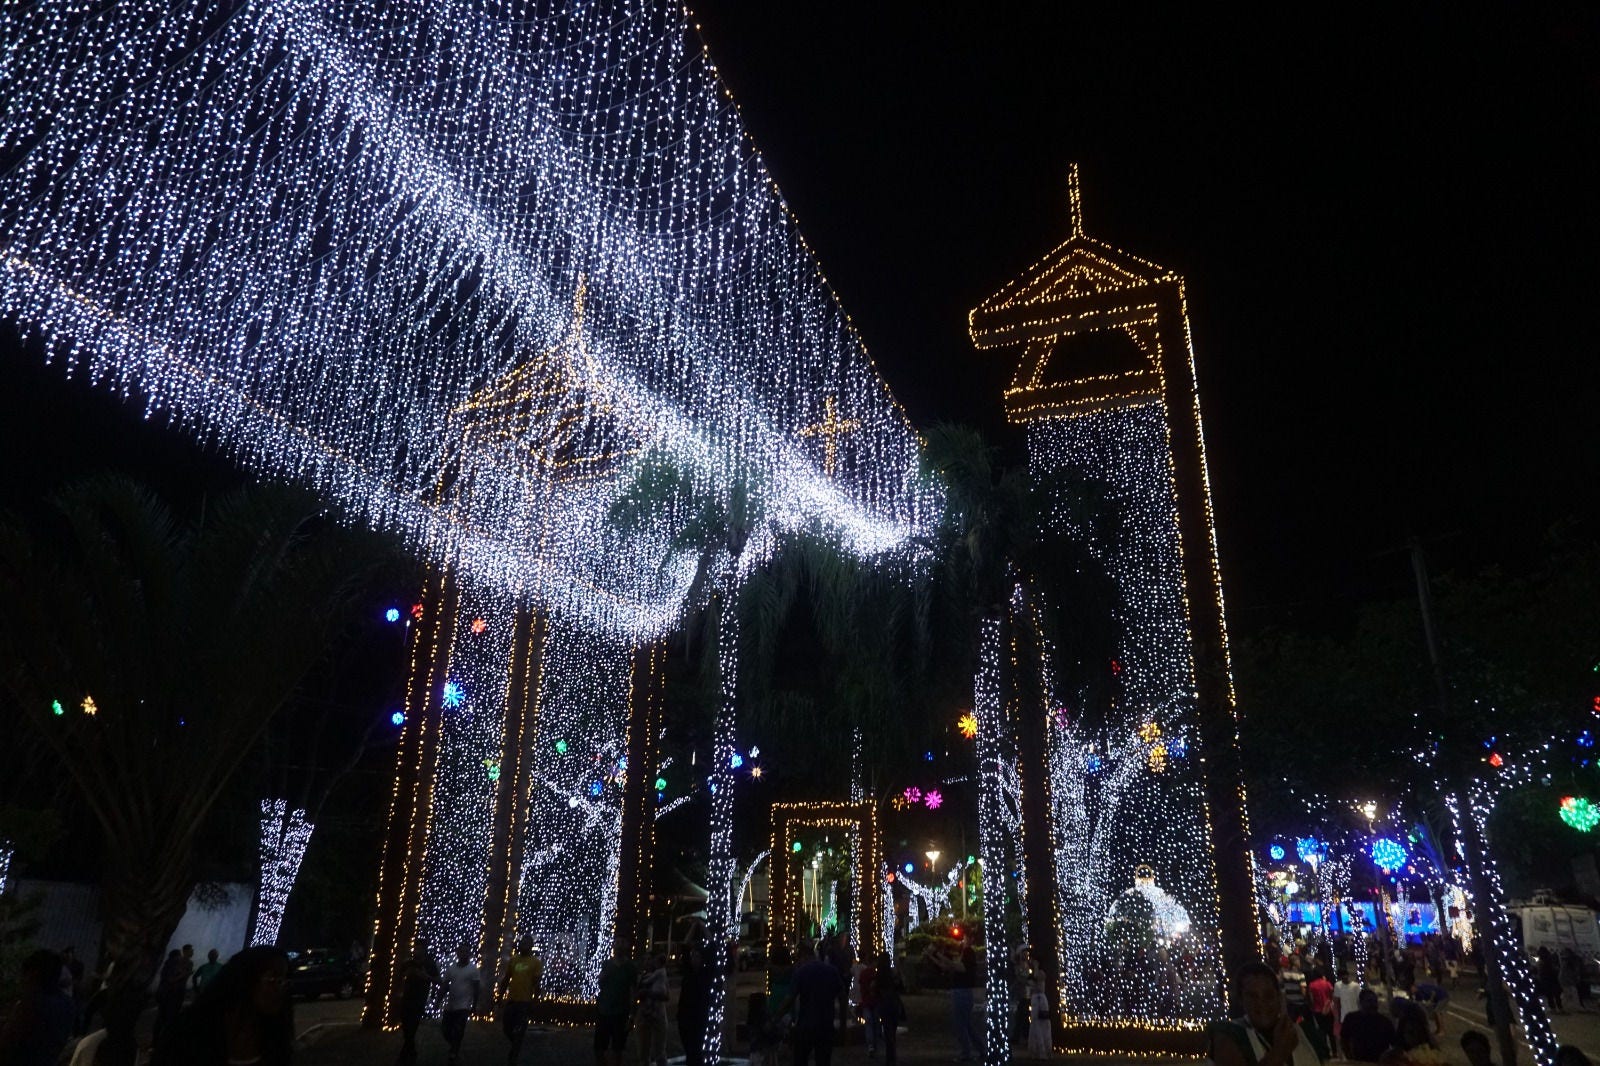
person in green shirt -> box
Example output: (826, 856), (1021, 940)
(594, 940), (637, 1066)
(191, 949), (223, 993)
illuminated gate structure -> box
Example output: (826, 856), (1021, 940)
(768, 802), (884, 965)
(968, 167), (1256, 1057)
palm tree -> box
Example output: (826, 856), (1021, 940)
(0, 476), (393, 1062)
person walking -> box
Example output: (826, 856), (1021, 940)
(634, 954), (669, 1066)
(397, 944), (442, 1064)
(1306, 968), (1335, 1051)
(934, 943), (981, 1062)
(856, 954), (879, 1057)
(595, 940), (637, 1066)
(780, 943), (845, 1066)
(1539, 947), (1566, 1013)
(441, 946), (482, 1065)
(1560, 947), (1589, 1011)
(500, 937), (543, 1065)
(871, 955), (906, 1066)
(676, 948), (711, 1066)
(149, 945), (293, 1066)
(152, 949), (189, 1050)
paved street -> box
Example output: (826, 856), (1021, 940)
(289, 969), (1599, 1066)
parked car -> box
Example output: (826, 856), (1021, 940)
(285, 949), (362, 1000)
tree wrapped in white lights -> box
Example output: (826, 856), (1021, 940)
(251, 799), (313, 947)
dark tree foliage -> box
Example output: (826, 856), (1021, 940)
(1235, 529), (1600, 894)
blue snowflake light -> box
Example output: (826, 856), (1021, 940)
(441, 681), (464, 708)
(390, 710), (406, 727)
(730, 752), (744, 770)
(384, 607), (401, 623)
(1268, 844), (1285, 861)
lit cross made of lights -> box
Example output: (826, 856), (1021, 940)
(798, 396), (860, 478)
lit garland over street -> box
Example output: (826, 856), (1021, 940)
(0, 0), (937, 642)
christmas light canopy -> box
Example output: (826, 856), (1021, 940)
(0, 0), (939, 646)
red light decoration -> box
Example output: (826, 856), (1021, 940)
(886, 871), (896, 883)
(409, 602), (424, 621)
(470, 617), (488, 634)
(951, 924), (962, 938)
(1488, 751), (1504, 768)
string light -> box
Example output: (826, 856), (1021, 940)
(251, 798), (314, 946)
(0, 0), (937, 649)
(968, 165), (1251, 1054)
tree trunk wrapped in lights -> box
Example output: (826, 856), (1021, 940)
(250, 799), (314, 947)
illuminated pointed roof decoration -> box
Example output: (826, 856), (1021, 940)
(969, 164), (1180, 422)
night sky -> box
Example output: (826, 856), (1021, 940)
(3, 5), (1597, 638)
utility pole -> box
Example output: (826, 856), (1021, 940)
(1409, 539), (1519, 1066)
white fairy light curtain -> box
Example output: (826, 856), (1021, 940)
(0, 0), (936, 641)
(1033, 405), (1223, 1029)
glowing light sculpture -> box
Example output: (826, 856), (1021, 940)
(251, 799), (314, 946)
(968, 166), (1250, 1055)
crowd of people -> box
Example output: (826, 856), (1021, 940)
(1208, 940), (1600, 1066)
(7, 929), (1600, 1065)
(0, 942), (292, 1066)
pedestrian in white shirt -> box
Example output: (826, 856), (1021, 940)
(441, 945), (482, 1066)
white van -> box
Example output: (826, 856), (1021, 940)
(1507, 900), (1600, 980)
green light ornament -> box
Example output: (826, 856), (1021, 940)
(50, 699), (64, 716)
(1560, 796), (1600, 832)
(553, 739), (568, 755)
(654, 777), (667, 792)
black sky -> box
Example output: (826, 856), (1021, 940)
(3, 5), (1598, 637)
(678, 3), (1600, 633)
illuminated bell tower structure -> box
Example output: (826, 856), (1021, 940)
(968, 166), (1255, 1056)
